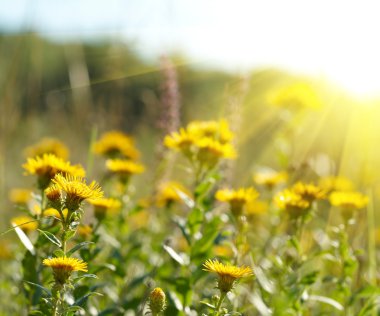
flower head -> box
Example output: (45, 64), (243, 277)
(24, 138), (69, 160)
(329, 191), (368, 210)
(88, 197), (121, 220)
(164, 128), (197, 154)
(11, 216), (38, 233)
(268, 82), (321, 110)
(292, 182), (326, 202)
(216, 187), (259, 216)
(93, 130), (140, 159)
(253, 170), (288, 189)
(187, 119), (233, 143)
(23, 154), (85, 189)
(195, 138), (237, 165)
(43, 257), (88, 285)
(274, 189), (310, 217)
(149, 288), (166, 315)
(155, 181), (191, 207)
(52, 174), (103, 211)
(106, 159), (145, 181)
(8, 188), (32, 204)
(203, 259), (253, 293)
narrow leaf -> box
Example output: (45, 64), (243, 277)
(24, 281), (52, 297)
(38, 229), (62, 247)
(67, 241), (94, 256)
(163, 244), (187, 265)
(308, 295), (344, 311)
(13, 224), (35, 255)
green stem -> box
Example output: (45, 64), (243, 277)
(214, 292), (227, 315)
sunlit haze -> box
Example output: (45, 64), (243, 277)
(1, 0), (380, 97)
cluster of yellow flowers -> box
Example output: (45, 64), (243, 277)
(94, 130), (145, 183)
(164, 119), (236, 167)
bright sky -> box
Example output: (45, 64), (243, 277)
(2, 0), (380, 97)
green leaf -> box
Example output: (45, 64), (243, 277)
(24, 281), (52, 297)
(307, 295), (343, 311)
(67, 241), (94, 256)
(74, 292), (102, 306)
(200, 301), (216, 309)
(13, 224), (35, 254)
(73, 274), (98, 283)
(163, 244), (188, 265)
(37, 229), (62, 247)
(53, 249), (65, 258)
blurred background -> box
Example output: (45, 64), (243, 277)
(1, 0), (380, 229)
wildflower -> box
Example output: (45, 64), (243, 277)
(164, 128), (197, 154)
(0, 241), (13, 260)
(253, 170), (288, 189)
(268, 82), (321, 109)
(52, 174), (103, 212)
(155, 181), (191, 207)
(215, 188), (259, 216)
(329, 191), (368, 210)
(88, 197), (121, 221)
(196, 138), (237, 166)
(245, 200), (268, 216)
(23, 154), (85, 189)
(11, 216), (38, 233)
(274, 189), (310, 217)
(213, 244), (234, 258)
(292, 182), (326, 202)
(77, 225), (93, 238)
(149, 287), (166, 315)
(187, 119), (233, 143)
(106, 159), (145, 182)
(24, 137), (69, 160)
(43, 257), (87, 285)
(129, 210), (150, 230)
(319, 176), (354, 193)
(8, 188), (32, 204)
(203, 259), (253, 293)
(93, 130), (140, 159)
(43, 208), (68, 220)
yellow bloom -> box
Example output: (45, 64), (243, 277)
(8, 188), (32, 204)
(77, 225), (93, 238)
(187, 119), (233, 143)
(292, 182), (326, 202)
(213, 244), (234, 258)
(88, 197), (121, 220)
(93, 130), (140, 159)
(106, 159), (145, 178)
(52, 174), (103, 211)
(329, 191), (368, 210)
(43, 257), (88, 284)
(253, 170), (288, 189)
(216, 187), (259, 216)
(268, 82), (321, 109)
(0, 241), (13, 260)
(129, 210), (150, 230)
(274, 189), (310, 217)
(245, 200), (268, 216)
(149, 288), (166, 315)
(156, 181), (191, 207)
(11, 215), (38, 233)
(196, 138), (237, 165)
(43, 208), (68, 220)
(23, 154), (85, 189)
(24, 137), (69, 160)
(319, 176), (354, 193)
(203, 259), (253, 293)
(164, 128), (197, 153)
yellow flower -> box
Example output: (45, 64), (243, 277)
(52, 174), (103, 211)
(45, 184), (62, 208)
(77, 225), (93, 238)
(187, 119), (233, 143)
(213, 244), (234, 258)
(292, 182), (326, 202)
(149, 288), (166, 315)
(203, 259), (253, 293)
(11, 216), (38, 233)
(0, 241), (13, 260)
(329, 191), (368, 210)
(216, 187), (259, 216)
(93, 130), (140, 159)
(88, 198), (121, 220)
(43, 257), (88, 284)
(8, 188), (32, 204)
(156, 181), (191, 207)
(274, 189), (310, 217)
(24, 137), (69, 160)
(23, 154), (85, 189)
(106, 159), (145, 178)
(129, 210), (150, 230)
(245, 200), (268, 216)
(196, 138), (237, 165)
(43, 208), (68, 220)
(319, 176), (354, 193)
(253, 170), (288, 189)
(164, 128), (197, 153)
(268, 82), (321, 109)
